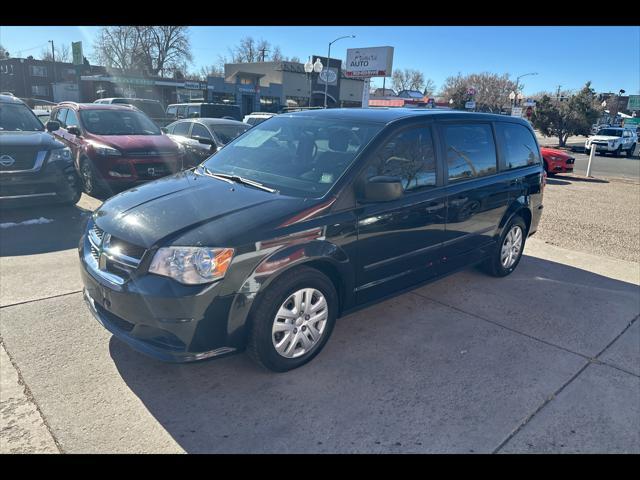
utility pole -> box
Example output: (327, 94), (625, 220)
(258, 47), (269, 62)
(49, 40), (56, 101)
(556, 85), (561, 101)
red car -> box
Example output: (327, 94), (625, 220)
(540, 147), (575, 176)
(47, 102), (184, 196)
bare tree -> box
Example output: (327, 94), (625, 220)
(39, 43), (71, 63)
(228, 37), (299, 63)
(423, 78), (436, 97)
(92, 26), (192, 76)
(0, 44), (9, 59)
(439, 72), (517, 112)
(392, 69), (426, 93)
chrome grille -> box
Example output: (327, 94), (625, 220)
(92, 224), (104, 241)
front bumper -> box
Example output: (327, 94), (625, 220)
(586, 143), (616, 152)
(95, 155), (185, 185)
(79, 233), (238, 362)
(0, 160), (79, 206)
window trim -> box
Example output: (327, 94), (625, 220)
(191, 122), (214, 141)
(171, 120), (193, 137)
(436, 120), (500, 186)
(64, 108), (80, 129)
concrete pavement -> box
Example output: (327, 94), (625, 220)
(1, 235), (638, 453)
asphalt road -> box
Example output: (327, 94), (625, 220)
(567, 148), (640, 181)
(1, 183), (639, 453)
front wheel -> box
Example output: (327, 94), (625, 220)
(247, 267), (338, 372)
(613, 145), (622, 157)
(480, 216), (527, 277)
(80, 158), (104, 197)
(627, 144), (636, 158)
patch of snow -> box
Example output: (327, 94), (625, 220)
(0, 217), (54, 229)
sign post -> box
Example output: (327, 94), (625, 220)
(586, 143), (596, 177)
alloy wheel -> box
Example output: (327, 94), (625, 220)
(501, 225), (523, 269)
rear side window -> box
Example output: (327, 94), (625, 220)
(443, 124), (497, 182)
(187, 106), (200, 118)
(191, 123), (212, 140)
(172, 122), (191, 136)
(365, 125), (437, 192)
(495, 123), (541, 170)
(167, 106), (177, 117)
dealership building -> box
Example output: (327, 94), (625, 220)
(208, 58), (366, 115)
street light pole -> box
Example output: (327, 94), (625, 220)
(513, 72), (538, 108)
(324, 35), (355, 109)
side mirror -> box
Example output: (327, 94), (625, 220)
(196, 137), (215, 146)
(161, 127), (168, 134)
(67, 125), (81, 136)
(359, 176), (403, 202)
(45, 120), (60, 132)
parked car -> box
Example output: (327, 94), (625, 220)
(243, 112), (277, 126)
(540, 147), (574, 175)
(585, 127), (637, 157)
(94, 98), (173, 127)
(80, 108), (544, 371)
(0, 94), (81, 207)
(165, 118), (251, 166)
(166, 103), (242, 121)
(47, 102), (185, 197)
(32, 109), (51, 125)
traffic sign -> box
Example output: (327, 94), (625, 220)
(511, 107), (523, 117)
(467, 87), (477, 96)
(465, 101), (476, 109)
(72, 41), (83, 66)
(628, 95), (640, 111)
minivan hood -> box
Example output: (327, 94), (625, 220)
(88, 133), (179, 153)
(94, 170), (309, 248)
(0, 130), (64, 149)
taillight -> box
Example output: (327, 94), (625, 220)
(541, 170), (547, 193)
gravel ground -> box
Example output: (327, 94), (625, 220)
(536, 176), (640, 263)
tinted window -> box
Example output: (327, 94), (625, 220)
(172, 122), (191, 136)
(177, 106), (187, 118)
(187, 106), (200, 118)
(495, 123), (540, 170)
(65, 109), (79, 128)
(79, 109), (161, 135)
(598, 129), (622, 137)
(167, 106), (177, 117)
(203, 115), (382, 198)
(208, 124), (251, 144)
(133, 100), (164, 118)
(365, 126), (437, 192)
(191, 123), (212, 140)
(0, 103), (45, 132)
(444, 124), (497, 182)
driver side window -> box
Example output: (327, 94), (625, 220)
(365, 125), (437, 193)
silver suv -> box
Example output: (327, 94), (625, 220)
(585, 127), (637, 157)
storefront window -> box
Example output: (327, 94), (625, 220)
(210, 93), (236, 104)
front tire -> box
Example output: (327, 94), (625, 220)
(80, 158), (104, 197)
(613, 145), (622, 157)
(627, 144), (636, 158)
(247, 266), (338, 372)
(480, 215), (527, 277)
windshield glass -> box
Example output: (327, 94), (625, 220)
(80, 109), (161, 135)
(598, 129), (623, 137)
(0, 103), (45, 132)
(209, 124), (251, 144)
(203, 115), (383, 197)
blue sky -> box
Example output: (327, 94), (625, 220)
(1, 26), (638, 95)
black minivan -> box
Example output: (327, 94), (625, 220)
(80, 108), (544, 371)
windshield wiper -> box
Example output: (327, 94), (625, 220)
(199, 166), (278, 193)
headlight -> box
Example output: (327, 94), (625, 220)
(149, 247), (234, 285)
(49, 147), (72, 162)
(87, 141), (121, 156)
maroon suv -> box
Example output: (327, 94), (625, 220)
(47, 102), (184, 196)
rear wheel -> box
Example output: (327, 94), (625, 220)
(247, 266), (338, 372)
(480, 215), (527, 277)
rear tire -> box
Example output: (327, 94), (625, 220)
(480, 215), (527, 277)
(247, 266), (338, 372)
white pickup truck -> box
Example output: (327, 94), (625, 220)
(585, 127), (637, 157)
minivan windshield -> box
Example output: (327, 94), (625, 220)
(597, 129), (623, 137)
(202, 115), (383, 197)
(0, 103), (45, 132)
(80, 109), (161, 135)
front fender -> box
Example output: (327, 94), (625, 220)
(224, 237), (354, 349)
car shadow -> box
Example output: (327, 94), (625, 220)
(108, 255), (640, 453)
(0, 202), (93, 257)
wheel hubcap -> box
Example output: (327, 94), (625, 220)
(501, 225), (523, 269)
(82, 163), (92, 191)
(272, 288), (328, 359)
